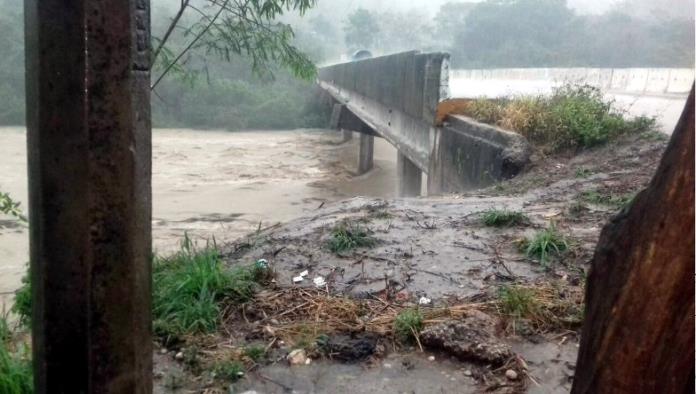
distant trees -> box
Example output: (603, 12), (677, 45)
(343, 8), (381, 52)
(446, 0), (695, 68)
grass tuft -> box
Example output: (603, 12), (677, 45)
(496, 283), (584, 333)
(153, 235), (270, 340)
(580, 190), (635, 209)
(0, 316), (32, 394)
(393, 308), (423, 342)
(213, 361), (245, 382)
(328, 222), (377, 254)
(243, 345), (266, 363)
(521, 226), (569, 265)
(481, 209), (529, 227)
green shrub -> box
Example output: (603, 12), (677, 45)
(328, 223), (377, 254)
(393, 308), (423, 342)
(213, 361), (245, 382)
(462, 84), (657, 151)
(481, 209), (529, 227)
(11, 273), (31, 328)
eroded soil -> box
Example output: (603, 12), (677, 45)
(155, 133), (667, 393)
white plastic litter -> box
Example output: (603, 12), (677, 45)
(299, 270), (309, 277)
(292, 276), (304, 283)
(313, 276), (326, 287)
(419, 296), (432, 305)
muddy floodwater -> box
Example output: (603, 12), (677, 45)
(0, 127), (398, 307)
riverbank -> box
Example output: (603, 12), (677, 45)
(152, 132), (667, 393)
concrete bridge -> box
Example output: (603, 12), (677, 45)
(318, 51), (531, 196)
(318, 54), (694, 195)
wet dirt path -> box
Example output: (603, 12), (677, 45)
(0, 127), (398, 307)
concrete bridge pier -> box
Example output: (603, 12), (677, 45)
(397, 152), (422, 196)
(329, 103), (353, 142)
(357, 127), (374, 174)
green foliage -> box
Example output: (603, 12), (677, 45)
(0, 192), (26, 223)
(450, 0), (694, 68)
(153, 235), (269, 340)
(213, 361), (245, 382)
(151, 0), (318, 88)
(580, 190), (635, 209)
(0, 316), (32, 394)
(498, 285), (538, 319)
(481, 209), (529, 227)
(522, 226), (569, 265)
(327, 223), (377, 254)
(463, 84), (657, 151)
(243, 345), (266, 362)
(11, 273), (31, 328)
(393, 308), (423, 342)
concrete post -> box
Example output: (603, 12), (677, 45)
(25, 0), (152, 393)
(357, 128), (374, 174)
(329, 103), (343, 129)
(342, 129), (354, 142)
(397, 152), (422, 197)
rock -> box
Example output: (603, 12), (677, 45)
(287, 349), (308, 365)
(174, 352), (184, 360)
(159, 348), (168, 354)
(463, 370), (472, 376)
(427, 355), (435, 361)
(420, 311), (512, 366)
(505, 369), (518, 380)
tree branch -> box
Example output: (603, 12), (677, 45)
(151, 0), (231, 91)
(151, 0), (190, 68)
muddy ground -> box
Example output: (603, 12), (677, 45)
(154, 133), (667, 394)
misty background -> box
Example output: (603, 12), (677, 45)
(0, 0), (693, 130)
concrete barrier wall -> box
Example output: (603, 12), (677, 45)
(318, 52), (532, 194)
(429, 115), (531, 193)
(451, 67), (694, 96)
(318, 51), (450, 171)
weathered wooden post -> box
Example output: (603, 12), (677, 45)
(25, 0), (152, 392)
(571, 87), (694, 393)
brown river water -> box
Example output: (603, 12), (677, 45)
(0, 127), (399, 308)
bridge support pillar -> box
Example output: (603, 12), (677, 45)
(25, 0), (152, 392)
(343, 130), (353, 142)
(357, 129), (374, 174)
(397, 152), (422, 196)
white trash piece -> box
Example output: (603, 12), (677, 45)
(418, 296), (432, 305)
(313, 276), (326, 287)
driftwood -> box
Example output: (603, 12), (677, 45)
(572, 86), (695, 393)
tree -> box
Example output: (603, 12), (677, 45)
(572, 87), (694, 394)
(433, 2), (475, 43)
(151, 0), (318, 90)
(343, 8), (380, 52)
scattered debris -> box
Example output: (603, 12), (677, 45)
(313, 276), (326, 287)
(287, 349), (309, 365)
